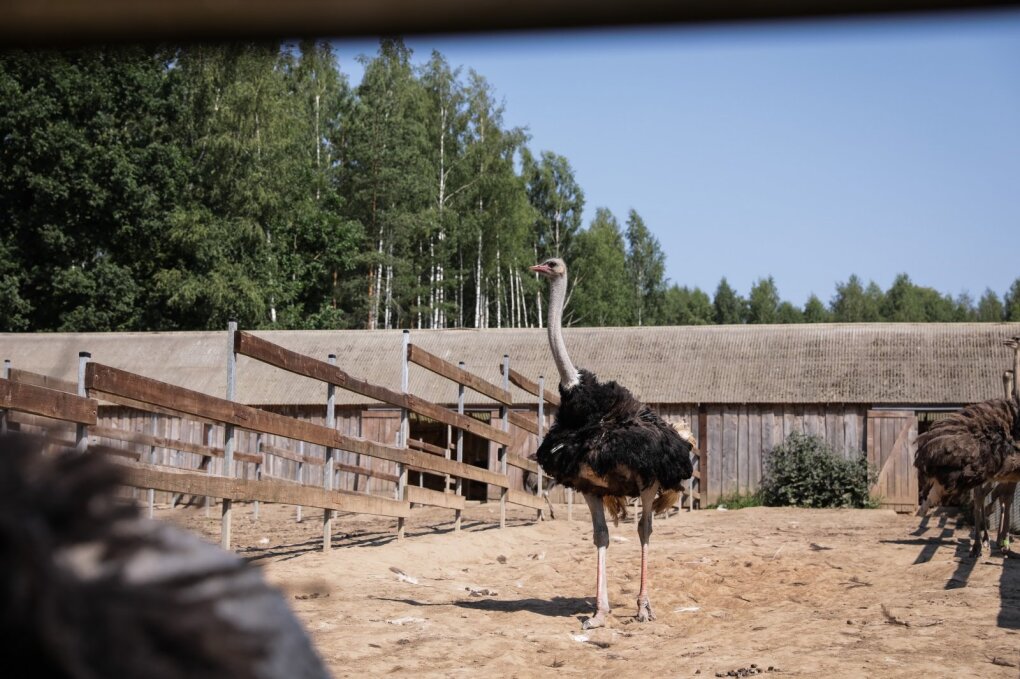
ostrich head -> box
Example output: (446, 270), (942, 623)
(529, 258), (567, 281)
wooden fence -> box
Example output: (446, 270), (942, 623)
(0, 326), (552, 551)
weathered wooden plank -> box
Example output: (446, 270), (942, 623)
(260, 441), (315, 464)
(507, 410), (539, 435)
(8, 368), (77, 393)
(0, 378), (98, 425)
(707, 410), (722, 504)
(722, 406), (738, 497)
(113, 459), (411, 518)
(748, 407), (762, 492)
(506, 452), (540, 474)
(737, 405), (749, 495)
(86, 363), (507, 486)
(505, 488), (545, 511)
(235, 332), (512, 446)
(333, 461), (399, 484)
(406, 484), (466, 510)
(407, 437), (448, 456)
(7, 410), (77, 433)
(825, 409), (843, 455)
(503, 366), (560, 406)
(408, 344), (512, 405)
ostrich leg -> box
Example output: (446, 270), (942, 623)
(971, 484), (990, 558)
(635, 485), (658, 622)
(996, 482), (1015, 556)
(583, 492), (611, 629)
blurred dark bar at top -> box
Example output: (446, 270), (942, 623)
(2, 0), (1019, 48)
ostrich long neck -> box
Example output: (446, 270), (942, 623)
(547, 273), (579, 389)
(1013, 343), (1020, 402)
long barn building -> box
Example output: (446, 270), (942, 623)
(2, 323), (1018, 512)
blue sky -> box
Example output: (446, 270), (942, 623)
(332, 11), (1020, 307)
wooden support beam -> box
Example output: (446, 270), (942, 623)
(507, 410), (539, 435)
(91, 425), (262, 464)
(406, 484), (466, 510)
(407, 344), (512, 405)
(502, 366), (560, 406)
(407, 437), (449, 456)
(505, 488), (546, 511)
(86, 362), (508, 487)
(234, 332), (512, 446)
(113, 459), (411, 518)
(0, 377), (98, 425)
(506, 452), (540, 474)
(8, 368), (77, 394)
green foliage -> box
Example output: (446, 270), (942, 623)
(624, 210), (667, 326)
(760, 432), (876, 508)
(802, 294), (830, 323)
(660, 285), (713, 325)
(747, 276), (780, 324)
(1005, 278), (1020, 322)
(713, 278), (747, 324)
(570, 209), (631, 326)
(0, 43), (1013, 333)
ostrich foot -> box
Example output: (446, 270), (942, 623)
(635, 597), (655, 622)
(968, 540), (983, 558)
(582, 610), (609, 629)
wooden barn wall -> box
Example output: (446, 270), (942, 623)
(701, 404), (867, 504)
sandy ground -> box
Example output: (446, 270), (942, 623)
(155, 499), (1020, 678)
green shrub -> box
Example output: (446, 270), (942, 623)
(760, 432), (876, 508)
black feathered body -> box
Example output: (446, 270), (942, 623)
(0, 432), (330, 679)
(915, 398), (1020, 495)
(536, 370), (694, 498)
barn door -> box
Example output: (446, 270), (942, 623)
(866, 410), (918, 512)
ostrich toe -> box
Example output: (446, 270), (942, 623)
(583, 610), (609, 629)
(635, 597), (655, 622)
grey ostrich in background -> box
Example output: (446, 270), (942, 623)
(915, 336), (1020, 557)
(0, 432), (330, 679)
(529, 258), (693, 628)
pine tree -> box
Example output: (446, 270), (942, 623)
(713, 278), (746, 324)
(570, 208), (631, 326)
(747, 276), (780, 324)
(803, 294), (830, 323)
(976, 288), (1004, 322)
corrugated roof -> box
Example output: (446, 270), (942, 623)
(1, 323), (1018, 407)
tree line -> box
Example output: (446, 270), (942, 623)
(1, 40), (1017, 333)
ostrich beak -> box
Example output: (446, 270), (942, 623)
(530, 264), (552, 275)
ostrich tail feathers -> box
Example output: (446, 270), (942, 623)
(653, 489), (680, 515)
(603, 496), (628, 525)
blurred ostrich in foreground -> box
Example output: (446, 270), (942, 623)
(915, 337), (1020, 557)
(530, 257), (693, 628)
(0, 431), (330, 679)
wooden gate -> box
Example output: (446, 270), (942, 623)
(866, 410), (918, 513)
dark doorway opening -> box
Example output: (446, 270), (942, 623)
(408, 411), (492, 501)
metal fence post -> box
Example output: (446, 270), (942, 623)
(1, 359), (11, 434)
(323, 353), (337, 551)
(75, 352), (91, 453)
(254, 433), (263, 521)
(397, 330), (410, 539)
(147, 412), (158, 518)
(221, 321), (237, 550)
(537, 375), (545, 520)
(499, 355), (509, 529)
(454, 361), (466, 532)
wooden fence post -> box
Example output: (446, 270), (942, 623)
(499, 355), (509, 529)
(75, 351), (91, 453)
(537, 374), (545, 521)
(221, 321), (237, 551)
(323, 354), (337, 552)
(204, 422), (214, 517)
(397, 330), (410, 539)
(1, 359), (11, 434)
(454, 361), (466, 532)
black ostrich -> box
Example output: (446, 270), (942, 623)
(530, 258), (693, 628)
(914, 336), (1020, 557)
(0, 431), (330, 679)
